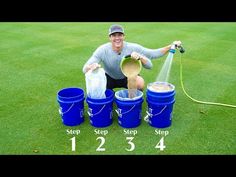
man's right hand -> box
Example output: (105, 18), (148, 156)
(86, 63), (101, 73)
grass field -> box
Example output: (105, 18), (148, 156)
(0, 22), (236, 155)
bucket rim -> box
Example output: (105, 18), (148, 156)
(147, 81), (175, 93)
(104, 89), (114, 100)
(58, 97), (85, 103)
(146, 98), (175, 105)
(147, 91), (175, 98)
(86, 89), (114, 101)
(115, 89), (143, 101)
(57, 87), (84, 99)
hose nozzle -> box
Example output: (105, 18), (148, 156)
(179, 46), (185, 53)
(177, 45), (185, 53)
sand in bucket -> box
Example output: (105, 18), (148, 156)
(148, 82), (174, 92)
(121, 56), (142, 98)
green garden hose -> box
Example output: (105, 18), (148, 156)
(179, 54), (236, 108)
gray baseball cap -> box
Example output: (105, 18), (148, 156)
(108, 24), (124, 36)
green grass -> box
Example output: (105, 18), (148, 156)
(0, 22), (236, 155)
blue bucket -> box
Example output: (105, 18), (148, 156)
(57, 87), (85, 126)
(86, 89), (114, 128)
(146, 82), (175, 128)
(115, 89), (144, 128)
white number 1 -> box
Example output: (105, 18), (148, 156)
(70, 136), (76, 151)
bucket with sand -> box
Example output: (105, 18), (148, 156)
(115, 89), (144, 128)
(114, 55), (143, 128)
(145, 81), (176, 128)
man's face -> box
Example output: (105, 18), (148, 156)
(109, 32), (125, 48)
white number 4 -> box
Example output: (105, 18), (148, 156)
(155, 137), (166, 151)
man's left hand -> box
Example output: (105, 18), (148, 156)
(131, 51), (142, 60)
(172, 41), (182, 47)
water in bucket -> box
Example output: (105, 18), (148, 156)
(146, 82), (175, 128)
(115, 89), (143, 128)
(57, 87), (85, 126)
(86, 89), (114, 128)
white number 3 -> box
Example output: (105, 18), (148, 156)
(126, 137), (135, 151)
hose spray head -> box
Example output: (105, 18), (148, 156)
(176, 45), (185, 53)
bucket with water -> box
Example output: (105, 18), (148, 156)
(57, 87), (85, 126)
(145, 82), (175, 128)
(86, 89), (114, 128)
(115, 89), (144, 128)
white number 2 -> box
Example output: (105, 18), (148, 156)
(96, 137), (106, 151)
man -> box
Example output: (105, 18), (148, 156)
(82, 24), (181, 90)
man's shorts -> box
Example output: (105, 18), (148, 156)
(105, 73), (128, 90)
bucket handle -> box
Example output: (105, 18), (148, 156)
(59, 103), (75, 116)
(87, 104), (106, 117)
(115, 104), (136, 118)
(144, 105), (167, 122)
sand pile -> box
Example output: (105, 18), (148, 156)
(148, 82), (174, 92)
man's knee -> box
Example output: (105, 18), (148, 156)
(136, 76), (145, 90)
